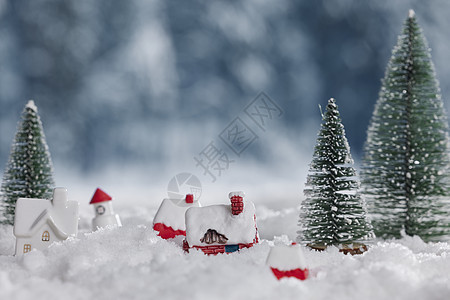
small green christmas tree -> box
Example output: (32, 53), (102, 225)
(361, 10), (450, 242)
(297, 98), (373, 251)
(0, 100), (55, 225)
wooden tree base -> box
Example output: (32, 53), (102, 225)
(307, 243), (368, 255)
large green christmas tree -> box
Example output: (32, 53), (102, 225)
(0, 100), (55, 225)
(297, 98), (373, 249)
(361, 10), (450, 241)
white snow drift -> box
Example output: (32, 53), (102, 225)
(0, 204), (449, 300)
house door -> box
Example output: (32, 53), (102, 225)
(225, 244), (239, 253)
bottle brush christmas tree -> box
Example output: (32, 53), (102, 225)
(361, 10), (450, 242)
(0, 100), (55, 225)
(297, 98), (373, 252)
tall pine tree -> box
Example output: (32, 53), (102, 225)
(297, 98), (373, 249)
(0, 100), (55, 225)
(361, 10), (450, 242)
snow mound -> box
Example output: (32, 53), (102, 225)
(0, 205), (449, 300)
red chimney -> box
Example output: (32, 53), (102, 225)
(229, 191), (244, 215)
(185, 194), (194, 204)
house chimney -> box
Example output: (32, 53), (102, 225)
(52, 187), (68, 208)
(185, 194), (194, 204)
(229, 191), (245, 215)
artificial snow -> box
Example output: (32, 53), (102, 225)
(25, 100), (38, 112)
(229, 191), (245, 198)
(185, 200), (257, 246)
(0, 204), (449, 300)
(153, 198), (200, 231)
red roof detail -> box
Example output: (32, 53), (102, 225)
(90, 188), (112, 204)
(153, 223), (186, 239)
(270, 267), (309, 281)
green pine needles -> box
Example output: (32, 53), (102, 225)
(297, 98), (373, 248)
(0, 100), (55, 225)
(361, 10), (450, 242)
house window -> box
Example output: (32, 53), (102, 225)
(42, 231), (50, 241)
(23, 244), (31, 253)
(96, 205), (106, 215)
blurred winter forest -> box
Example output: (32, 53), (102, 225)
(1, 0), (450, 203)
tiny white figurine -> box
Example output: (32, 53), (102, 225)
(13, 187), (79, 255)
(266, 243), (309, 280)
(90, 188), (122, 230)
(183, 191), (259, 255)
(153, 194), (201, 239)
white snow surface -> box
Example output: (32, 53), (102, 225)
(152, 198), (200, 231)
(185, 201), (257, 246)
(266, 244), (307, 270)
(0, 204), (450, 300)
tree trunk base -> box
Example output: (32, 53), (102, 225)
(307, 243), (368, 255)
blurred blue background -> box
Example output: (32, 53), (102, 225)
(1, 0), (450, 203)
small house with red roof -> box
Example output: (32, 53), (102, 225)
(13, 187), (79, 255)
(90, 188), (121, 230)
(183, 191), (259, 255)
(153, 194), (200, 239)
(266, 243), (309, 280)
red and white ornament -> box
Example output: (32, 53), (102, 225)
(153, 194), (201, 239)
(183, 191), (259, 255)
(266, 243), (309, 280)
(90, 188), (122, 230)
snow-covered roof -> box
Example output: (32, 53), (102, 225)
(153, 198), (200, 231)
(185, 200), (257, 246)
(14, 188), (79, 240)
(266, 244), (307, 271)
